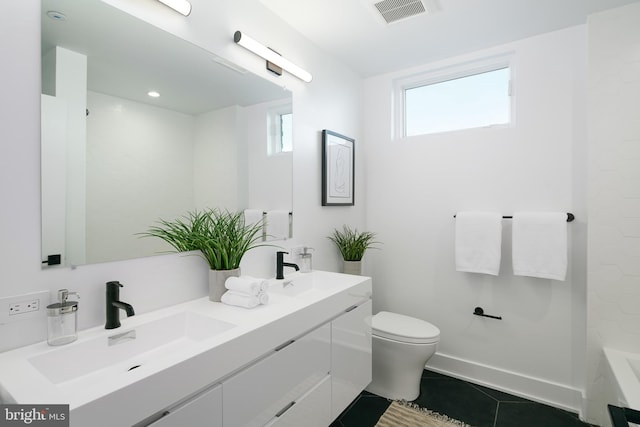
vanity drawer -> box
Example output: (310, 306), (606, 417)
(147, 383), (222, 427)
(264, 375), (331, 427)
(222, 323), (331, 427)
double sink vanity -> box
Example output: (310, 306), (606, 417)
(30, 1), (374, 424)
(0, 271), (372, 426)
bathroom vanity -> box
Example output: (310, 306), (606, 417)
(0, 271), (372, 427)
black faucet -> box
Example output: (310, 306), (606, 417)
(276, 251), (299, 280)
(105, 281), (135, 329)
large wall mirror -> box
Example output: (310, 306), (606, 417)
(41, 0), (293, 267)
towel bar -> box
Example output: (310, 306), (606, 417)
(454, 213), (575, 222)
(473, 307), (502, 320)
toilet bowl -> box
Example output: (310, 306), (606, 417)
(366, 311), (440, 401)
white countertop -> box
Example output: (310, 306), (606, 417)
(0, 271), (372, 426)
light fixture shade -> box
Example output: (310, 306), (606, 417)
(234, 31), (312, 83)
(157, 0), (192, 16)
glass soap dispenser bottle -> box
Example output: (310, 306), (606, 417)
(299, 247), (314, 273)
(47, 289), (79, 346)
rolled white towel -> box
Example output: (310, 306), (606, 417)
(221, 291), (259, 308)
(257, 291), (269, 305)
(225, 276), (267, 296)
(259, 280), (269, 292)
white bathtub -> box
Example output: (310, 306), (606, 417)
(604, 347), (640, 426)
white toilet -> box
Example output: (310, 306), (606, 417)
(366, 311), (440, 401)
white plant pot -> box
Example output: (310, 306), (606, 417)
(209, 268), (240, 302)
(343, 260), (362, 275)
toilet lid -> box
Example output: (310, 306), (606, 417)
(372, 311), (440, 344)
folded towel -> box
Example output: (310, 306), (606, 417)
(257, 291), (269, 305)
(243, 209), (264, 228)
(455, 212), (503, 276)
(221, 290), (259, 308)
(266, 210), (290, 241)
(512, 212), (567, 281)
(225, 276), (268, 296)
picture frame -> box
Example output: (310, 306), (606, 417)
(322, 130), (355, 206)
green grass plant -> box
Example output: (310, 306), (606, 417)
(140, 209), (265, 270)
(328, 225), (380, 261)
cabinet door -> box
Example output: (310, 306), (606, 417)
(331, 299), (372, 419)
(148, 383), (222, 427)
(223, 323), (331, 427)
(264, 375), (331, 427)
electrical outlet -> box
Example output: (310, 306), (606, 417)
(0, 291), (49, 324)
(9, 299), (40, 315)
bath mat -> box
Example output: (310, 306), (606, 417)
(375, 401), (472, 427)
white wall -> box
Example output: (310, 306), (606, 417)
(245, 100), (293, 212)
(86, 93), (286, 264)
(55, 47), (88, 266)
(0, 0), (363, 352)
(40, 95), (67, 263)
(244, 100), (296, 211)
(193, 106), (241, 211)
(586, 3), (640, 425)
(364, 26), (588, 412)
(86, 91), (196, 264)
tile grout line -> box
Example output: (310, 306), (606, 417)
(493, 401), (500, 427)
(467, 382), (501, 403)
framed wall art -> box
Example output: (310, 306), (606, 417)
(322, 130), (354, 206)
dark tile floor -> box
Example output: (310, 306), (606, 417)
(331, 369), (598, 427)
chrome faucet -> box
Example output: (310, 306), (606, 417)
(276, 251), (299, 280)
(105, 281), (135, 329)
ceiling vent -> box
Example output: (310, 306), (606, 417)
(373, 0), (426, 24)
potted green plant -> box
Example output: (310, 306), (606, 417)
(328, 225), (380, 275)
(140, 208), (265, 301)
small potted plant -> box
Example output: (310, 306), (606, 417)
(328, 225), (380, 275)
(140, 208), (265, 301)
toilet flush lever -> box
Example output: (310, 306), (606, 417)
(473, 307), (502, 320)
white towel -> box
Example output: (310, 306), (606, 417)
(257, 291), (269, 305)
(221, 290), (260, 308)
(266, 210), (290, 240)
(243, 209), (264, 227)
(512, 212), (567, 281)
(225, 276), (268, 296)
(455, 212), (503, 276)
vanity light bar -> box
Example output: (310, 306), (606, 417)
(234, 31), (313, 83)
(157, 0), (192, 16)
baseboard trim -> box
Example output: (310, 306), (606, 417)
(427, 352), (584, 417)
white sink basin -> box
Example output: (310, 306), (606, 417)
(28, 311), (235, 386)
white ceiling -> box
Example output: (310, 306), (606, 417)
(260, 0), (640, 77)
(41, 0), (290, 115)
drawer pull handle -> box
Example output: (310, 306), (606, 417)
(345, 305), (358, 312)
(275, 401), (296, 417)
(274, 339), (295, 352)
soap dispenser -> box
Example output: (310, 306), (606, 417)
(47, 289), (79, 346)
(299, 247), (314, 273)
